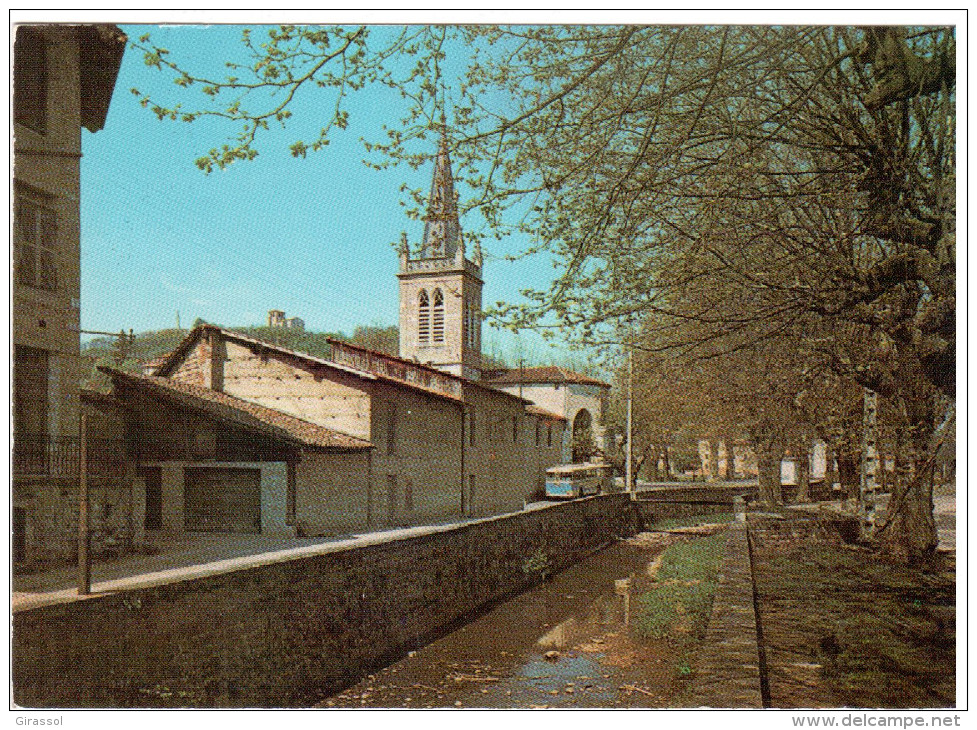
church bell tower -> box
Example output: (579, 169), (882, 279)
(398, 127), (483, 380)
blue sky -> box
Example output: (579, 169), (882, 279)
(79, 23), (568, 365)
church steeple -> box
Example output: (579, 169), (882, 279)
(398, 125), (483, 381)
(420, 124), (463, 260)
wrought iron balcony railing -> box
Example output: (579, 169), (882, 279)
(12, 434), (127, 479)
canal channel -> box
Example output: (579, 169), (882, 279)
(323, 531), (704, 709)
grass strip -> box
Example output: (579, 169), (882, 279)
(634, 532), (725, 641)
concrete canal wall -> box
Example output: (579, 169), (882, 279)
(13, 493), (636, 708)
(633, 482), (757, 525)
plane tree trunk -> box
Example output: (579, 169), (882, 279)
(752, 430), (784, 508)
(874, 393), (941, 564)
(795, 446), (811, 503)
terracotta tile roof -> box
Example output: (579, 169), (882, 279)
(525, 405), (567, 422)
(99, 366), (372, 451)
(321, 336), (533, 405)
(141, 353), (172, 374)
(483, 366), (610, 389)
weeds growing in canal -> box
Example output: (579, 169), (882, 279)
(633, 532), (725, 642)
(522, 548), (552, 581)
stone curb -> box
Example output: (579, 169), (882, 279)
(686, 514), (764, 708)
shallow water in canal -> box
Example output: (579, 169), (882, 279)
(323, 537), (690, 709)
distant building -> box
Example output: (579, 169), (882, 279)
(12, 24), (126, 566)
(267, 309), (285, 327)
(268, 309), (305, 331)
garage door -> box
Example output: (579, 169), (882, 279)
(184, 467), (261, 533)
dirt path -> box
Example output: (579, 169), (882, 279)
(751, 515), (955, 708)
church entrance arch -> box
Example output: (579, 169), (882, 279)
(571, 409), (593, 463)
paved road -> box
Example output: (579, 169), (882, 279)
(12, 515), (508, 613)
(933, 492), (956, 551)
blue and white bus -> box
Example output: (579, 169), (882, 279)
(544, 463), (614, 499)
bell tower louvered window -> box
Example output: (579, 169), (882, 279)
(418, 290), (431, 343)
(432, 288), (445, 343)
(466, 300), (478, 348)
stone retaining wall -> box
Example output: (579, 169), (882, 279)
(638, 483), (759, 503)
(634, 499), (735, 525)
(13, 494), (636, 708)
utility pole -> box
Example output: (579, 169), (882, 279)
(77, 413), (91, 595)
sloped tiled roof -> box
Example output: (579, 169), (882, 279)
(153, 324), (532, 406)
(141, 352), (172, 371)
(99, 366), (372, 451)
(483, 366), (610, 389)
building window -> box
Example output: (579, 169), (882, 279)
(418, 290), (431, 343)
(432, 288), (445, 343)
(14, 345), (49, 436)
(15, 189), (58, 290)
(464, 301), (476, 348)
(14, 27), (47, 133)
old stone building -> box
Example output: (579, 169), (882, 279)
(12, 24), (126, 565)
(27, 121), (609, 557)
(267, 309), (305, 331)
(104, 324), (565, 538)
(90, 128), (595, 542)
(399, 129), (610, 462)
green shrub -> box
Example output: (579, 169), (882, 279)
(656, 533), (725, 583)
